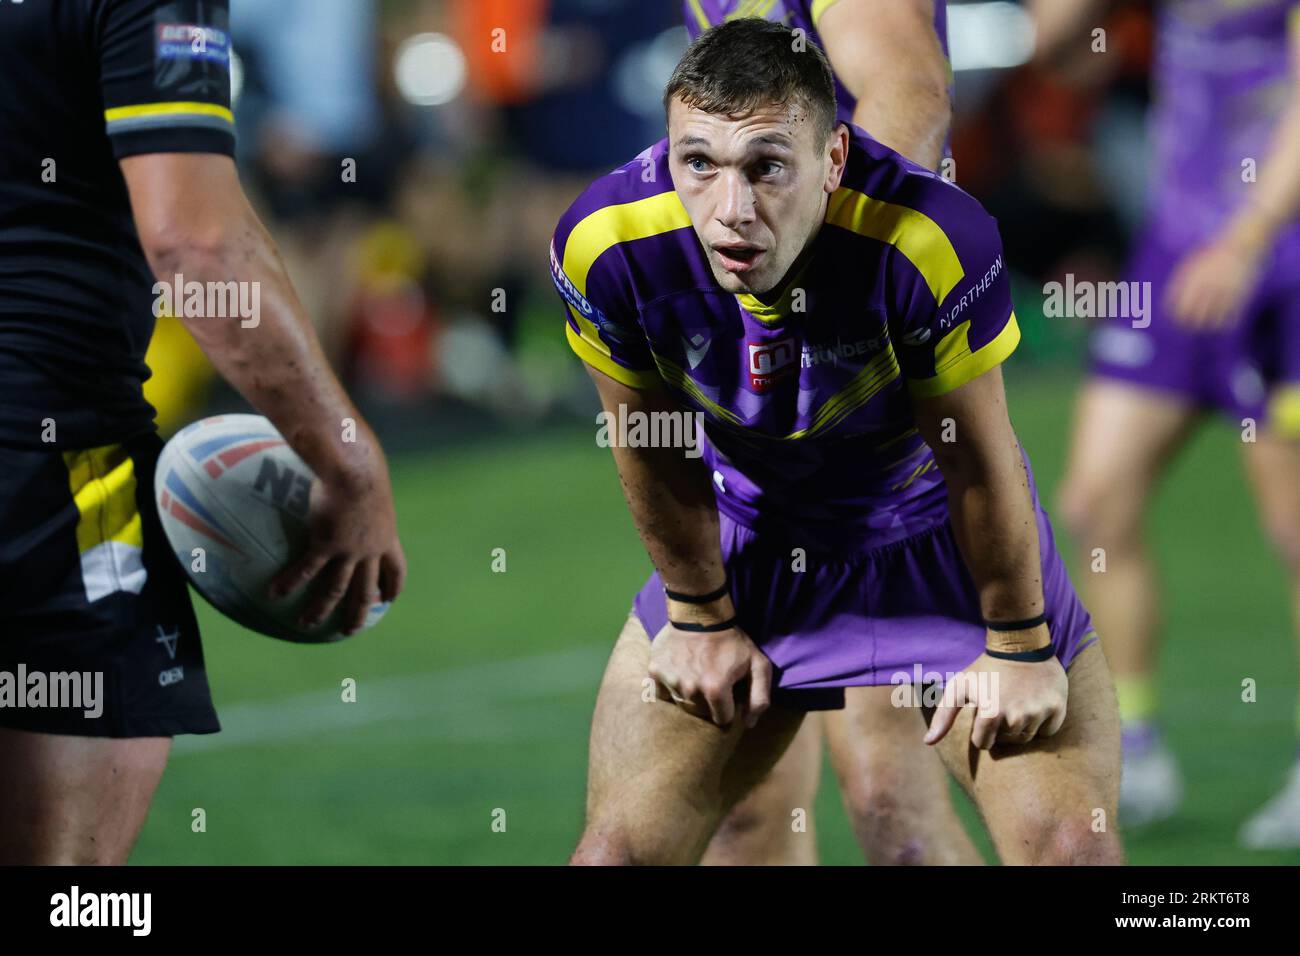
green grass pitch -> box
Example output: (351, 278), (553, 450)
(132, 369), (1300, 865)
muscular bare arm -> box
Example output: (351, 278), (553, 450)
(587, 368), (726, 595)
(915, 367), (1043, 627)
(912, 367), (1068, 749)
(817, 0), (952, 169)
(585, 365), (771, 727)
(121, 153), (406, 633)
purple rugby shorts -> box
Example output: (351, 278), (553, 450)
(1089, 228), (1300, 433)
(634, 459), (1098, 711)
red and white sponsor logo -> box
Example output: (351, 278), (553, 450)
(747, 338), (797, 392)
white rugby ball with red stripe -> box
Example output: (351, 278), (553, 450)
(154, 414), (389, 643)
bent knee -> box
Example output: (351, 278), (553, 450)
(1057, 475), (1145, 550)
(841, 774), (935, 865)
(571, 824), (700, 866)
(1019, 817), (1123, 866)
(842, 772), (905, 828)
(570, 830), (640, 866)
(707, 803), (814, 865)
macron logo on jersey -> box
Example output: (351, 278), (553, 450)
(683, 333), (711, 369)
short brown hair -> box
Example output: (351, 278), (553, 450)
(663, 18), (838, 142)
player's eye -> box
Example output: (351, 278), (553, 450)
(753, 161), (782, 179)
(685, 156), (712, 174)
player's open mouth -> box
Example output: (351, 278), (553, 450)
(712, 243), (764, 273)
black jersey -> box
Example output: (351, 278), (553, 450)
(0, 0), (235, 449)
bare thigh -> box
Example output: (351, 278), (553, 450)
(825, 685), (982, 865)
(1058, 380), (1201, 676)
(929, 643), (1123, 865)
(702, 712), (823, 866)
(1059, 379), (1200, 541)
(575, 614), (806, 865)
(0, 728), (171, 864)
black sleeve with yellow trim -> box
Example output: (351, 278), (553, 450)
(887, 192), (1020, 399)
(97, 0), (235, 159)
(549, 224), (662, 391)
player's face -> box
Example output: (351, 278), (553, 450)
(668, 96), (847, 295)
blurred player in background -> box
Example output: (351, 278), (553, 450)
(680, 1), (977, 865)
(1036, 0), (1300, 843)
(0, 0), (405, 863)
(557, 19), (1121, 866)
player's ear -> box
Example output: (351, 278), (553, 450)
(824, 123), (849, 194)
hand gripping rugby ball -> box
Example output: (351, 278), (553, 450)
(155, 414), (390, 643)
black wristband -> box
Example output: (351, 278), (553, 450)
(670, 617), (738, 633)
(664, 576), (730, 605)
(985, 644), (1056, 663)
(983, 613), (1047, 632)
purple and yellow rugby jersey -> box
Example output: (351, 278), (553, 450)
(1149, 0), (1300, 252)
(551, 128), (1020, 552)
(683, 0), (952, 130)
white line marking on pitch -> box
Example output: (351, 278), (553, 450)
(174, 645), (608, 754)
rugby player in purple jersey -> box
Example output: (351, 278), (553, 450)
(1036, 0), (1300, 843)
(553, 19), (1122, 865)
(680, 0), (979, 867)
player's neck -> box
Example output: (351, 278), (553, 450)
(752, 221), (822, 307)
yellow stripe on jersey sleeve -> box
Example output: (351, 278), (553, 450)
(561, 190), (693, 386)
(105, 102), (235, 124)
(562, 190), (693, 292)
(907, 311), (1021, 399)
(826, 188), (965, 304)
(565, 320), (662, 390)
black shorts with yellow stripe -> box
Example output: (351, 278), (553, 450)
(0, 432), (219, 737)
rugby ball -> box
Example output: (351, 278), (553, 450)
(155, 414), (390, 643)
